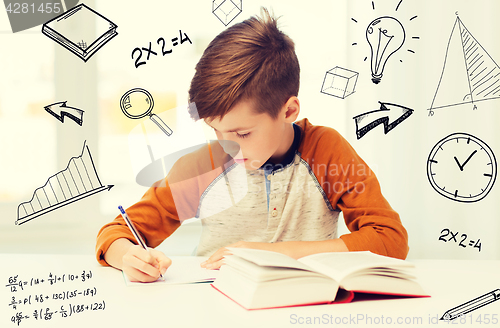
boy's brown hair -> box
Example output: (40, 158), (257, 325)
(188, 8), (300, 121)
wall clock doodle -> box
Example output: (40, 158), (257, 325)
(427, 133), (497, 203)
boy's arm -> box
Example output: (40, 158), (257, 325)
(95, 179), (183, 267)
(292, 120), (408, 260)
(96, 143), (220, 268)
(104, 238), (171, 282)
(321, 131), (408, 260)
(335, 177), (409, 260)
(103, 238), (136, 269)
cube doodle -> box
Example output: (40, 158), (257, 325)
(320, 66), (359, 99)
(212, 0), (242, 26)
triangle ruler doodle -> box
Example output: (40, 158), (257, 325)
(429, 16), (500, 115)
(16, 141), (113, 225)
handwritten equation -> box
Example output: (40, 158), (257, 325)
(438, 228), (482, 252)
(11, 301), (105, 325)
(6, 271), (92, 292)
(8, 287), (97, 309)
(5, 270), (107, 326)
(131, 29), (192, 68)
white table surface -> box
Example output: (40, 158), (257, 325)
(1, 254), (499, 328)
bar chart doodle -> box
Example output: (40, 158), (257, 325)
(429, 15), (500, 116)
(16, 141), (113, 225)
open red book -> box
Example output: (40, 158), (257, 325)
(211, 248), (428, 310)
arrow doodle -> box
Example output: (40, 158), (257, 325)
(353, 101), (414, 139)
(44, 101), (85, 126)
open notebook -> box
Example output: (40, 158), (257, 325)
(123, 257), (218, 286)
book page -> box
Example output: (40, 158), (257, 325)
(224, 255), (329, 282)
(298, 251), (414, 282)
(227, 248), (315, 271)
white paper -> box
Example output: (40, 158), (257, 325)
(123, 256), (218, 286)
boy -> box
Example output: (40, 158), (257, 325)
(96, 8), (408, 282)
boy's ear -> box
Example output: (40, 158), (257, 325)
(282, 96), (300, 122)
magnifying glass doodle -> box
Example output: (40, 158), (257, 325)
(120, 88), (173, 136)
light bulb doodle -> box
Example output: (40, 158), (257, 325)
(366, 16), (405, 84)
(120, 88), (173, 136)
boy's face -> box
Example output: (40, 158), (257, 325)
(205, 98), (299, 170)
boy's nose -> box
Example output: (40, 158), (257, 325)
(218, 140), (240, 157)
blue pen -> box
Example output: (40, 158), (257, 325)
(118, 205), (164, 279)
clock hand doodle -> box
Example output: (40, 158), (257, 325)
(454, 150), (477, 171)
(427, 133), (497, 203)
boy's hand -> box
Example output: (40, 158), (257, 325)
(200, 241), (275, 270)
(122, 245), (172, 282)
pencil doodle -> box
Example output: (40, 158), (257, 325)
(44, 101), (84, 126)
(350, 1), (419, 84)
(120, 88), (173, 137)
(4, 0), (79, 33)
(427, 133), (497, 203)
(352, 101), (414, 139)
(440, 289), (500, 321)
(428, 15), (500, 116)
(41, 3), (118, 62)
(212, 0), (242, 26)
(320, 66), (358, 99)
(16, 141), (113, 225)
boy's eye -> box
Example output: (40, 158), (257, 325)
(236, 132), (251, 139)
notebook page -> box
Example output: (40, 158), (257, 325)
(123, 257), (217, 286)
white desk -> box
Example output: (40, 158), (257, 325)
(1, 254), (499, 328)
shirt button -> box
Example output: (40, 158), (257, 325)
(267, 175), (272, 181)
(271, 210), (278, 217)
